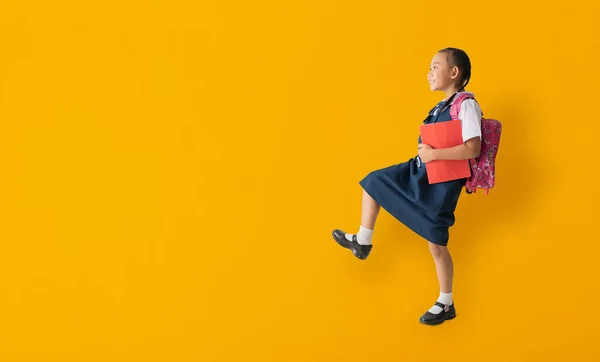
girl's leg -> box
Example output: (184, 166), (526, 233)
(426, 242), (455, 316)
(332, 190), (380, 259)
(419, 242), (456, 324)
(343, 190), (380, 245)
(429, 242), (453, 294)
(361, 189), (380, 230)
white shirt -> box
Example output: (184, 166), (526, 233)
(458, 99), (482, 143)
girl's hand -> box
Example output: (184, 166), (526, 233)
(418, 143), (435, 163)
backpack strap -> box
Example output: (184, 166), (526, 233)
(449, 92), (475, 120)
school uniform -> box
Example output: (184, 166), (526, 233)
(359, 92), (482, 246)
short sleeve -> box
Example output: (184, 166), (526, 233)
(458, 99), (482, 142)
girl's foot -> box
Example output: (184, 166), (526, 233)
(419, 302), (456, 325)
(332, 229), (372, 260)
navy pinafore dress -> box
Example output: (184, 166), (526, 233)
(359, 99), (467, 246)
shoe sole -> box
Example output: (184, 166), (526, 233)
(332, 231), (367, 260)
(419, 312), (456, 326)
(351, 248), (367, 260)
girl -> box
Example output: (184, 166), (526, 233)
(332, 48), (482, 326)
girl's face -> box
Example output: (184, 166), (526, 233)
(428, 52), (459, 92)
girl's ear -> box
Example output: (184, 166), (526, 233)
(450, 65), (459, 80)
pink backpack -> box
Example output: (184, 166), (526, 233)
(450, 92), (502, 195)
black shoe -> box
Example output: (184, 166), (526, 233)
(332, 229), (372, 260)
(419, 302), (456, 325)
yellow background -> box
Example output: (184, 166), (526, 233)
(1, 1), (599, 361)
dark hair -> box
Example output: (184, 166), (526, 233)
(439, 48), (471, 91)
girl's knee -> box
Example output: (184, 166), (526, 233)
(428, 242), (447, 258)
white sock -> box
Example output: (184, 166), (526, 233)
(345, 226), (373, 245)
(428, 291), (453, 314)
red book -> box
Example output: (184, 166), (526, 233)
(419, 120), (471, 184)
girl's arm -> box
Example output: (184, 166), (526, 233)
(418, 99), (483, 162)
(432, 137), (481, 160)
(418, 137), (481, 162)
